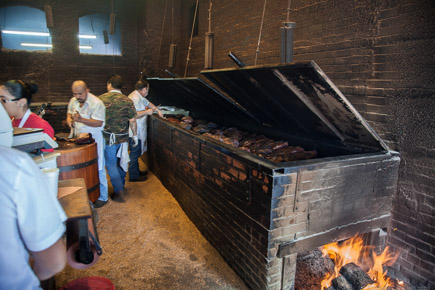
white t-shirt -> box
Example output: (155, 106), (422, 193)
(0, 146), (67, 290)
(128, 90), (150, 154)
(67, 93), (106, 169)
(67, 92), (105, 134)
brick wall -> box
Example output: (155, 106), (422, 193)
(0, 0), (141, 103)
(141, 0), (435, 287)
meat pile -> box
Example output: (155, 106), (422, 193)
(165, 116), (317, 163)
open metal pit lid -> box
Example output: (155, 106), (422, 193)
(201, 61), (388, 151)
(147, 77), (255, 121)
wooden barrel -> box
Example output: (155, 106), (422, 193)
(55, 141), (100, 202)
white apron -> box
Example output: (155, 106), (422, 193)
(136, 115), (147, 155)
(75, 125), (105, 170)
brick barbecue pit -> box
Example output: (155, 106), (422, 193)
(147, 61), (400, 290)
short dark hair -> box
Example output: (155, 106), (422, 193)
(135, 80), (149, 91)
(107, 75), (123, 89)
(3, 80), (38, 106)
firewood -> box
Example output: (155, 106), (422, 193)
(326, 286), (337, 290)
(339, 262), (374, 289)
(332, 275), (353, 290)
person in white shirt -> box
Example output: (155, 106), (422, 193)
(127, 80), (164, 182)
(0, 145), (67, 290)
(66, 80), (108, 208)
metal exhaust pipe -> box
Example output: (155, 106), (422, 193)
(280, 22), (296, 63)
(164, 69), (177, 78)
(228, 51), (246, 67)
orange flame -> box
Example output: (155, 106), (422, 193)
(320, 235), (399, 290)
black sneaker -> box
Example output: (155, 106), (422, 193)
(129, 175), (148, 182)
(111, 190), (126, 203)
(93, 200), (107, 208)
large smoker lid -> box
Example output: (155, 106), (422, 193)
(147, 77), (255, 121)
(201, 61), (388, 150)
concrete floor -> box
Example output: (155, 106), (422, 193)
(55, 159), (249, 290)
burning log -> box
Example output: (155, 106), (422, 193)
(340, 263), (374, 290)
(294, 250), (335, 290)
(321, 235), (399, 290)
(332, 276), (354, 290)
(326, 263), (375, 290)
(332, 276), (353, 290)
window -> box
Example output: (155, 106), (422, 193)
(79, 13), (121, 55)
(0, 6), (52, 52)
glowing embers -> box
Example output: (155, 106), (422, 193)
(320, 236), (399, 290)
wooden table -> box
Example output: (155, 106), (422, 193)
(41, 178), (95, 290)
(58, 178), (92, 220)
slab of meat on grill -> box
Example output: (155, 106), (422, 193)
(271, 141), (288, 150)
(192, 124), (210, 133)
(166, 117), (181, 124)
(239, 146), (251, 152)
(166, 115), (317, 163)
(182, 116), (193, 123)
(267, 149), (317, 163)
(240, 134), (268, 147)
(220, 137), (240, 147)
(180, 123), (192, 130)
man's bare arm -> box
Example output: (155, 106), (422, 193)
(31, 239), (67, 281)
(73, 112), (104, 127)
(129, 118), (138, 136)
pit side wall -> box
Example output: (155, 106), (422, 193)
(148, 117), (400, 289)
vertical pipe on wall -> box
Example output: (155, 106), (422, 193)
(204, 32), (214, 69)
(280, 22), (296, 63)
(204, 0), (214, 69)
(45, 5), (54, 29)
(109, 13), (116, 35)
(103, 30), (109, 44)
(168, 44), (177, 68)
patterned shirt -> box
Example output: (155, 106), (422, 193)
(99, 90), (137, 144)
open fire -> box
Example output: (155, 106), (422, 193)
(320, 235), (399, 290)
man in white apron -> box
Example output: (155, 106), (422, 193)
(66, 80), (108, 208)
(128, 80), (164, 182)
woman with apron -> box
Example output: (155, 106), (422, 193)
(0, 80), (55, 153)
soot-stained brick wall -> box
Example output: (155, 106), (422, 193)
(140, 0), (435, 287)
(0, 0), (142, 102)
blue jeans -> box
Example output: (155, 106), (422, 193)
(128, 137), (142, 179)
(104, 144), (126, 192)
(98, 166), (108, 202)
(97, 137), (108, 202)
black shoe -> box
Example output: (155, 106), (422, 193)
(139, 170), (148, 176)
(93, 200), (107, 208)
(129, 175), (148, 182)
(111, 191), (126, 203)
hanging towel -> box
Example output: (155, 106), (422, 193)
(116, 142), (130, 172)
